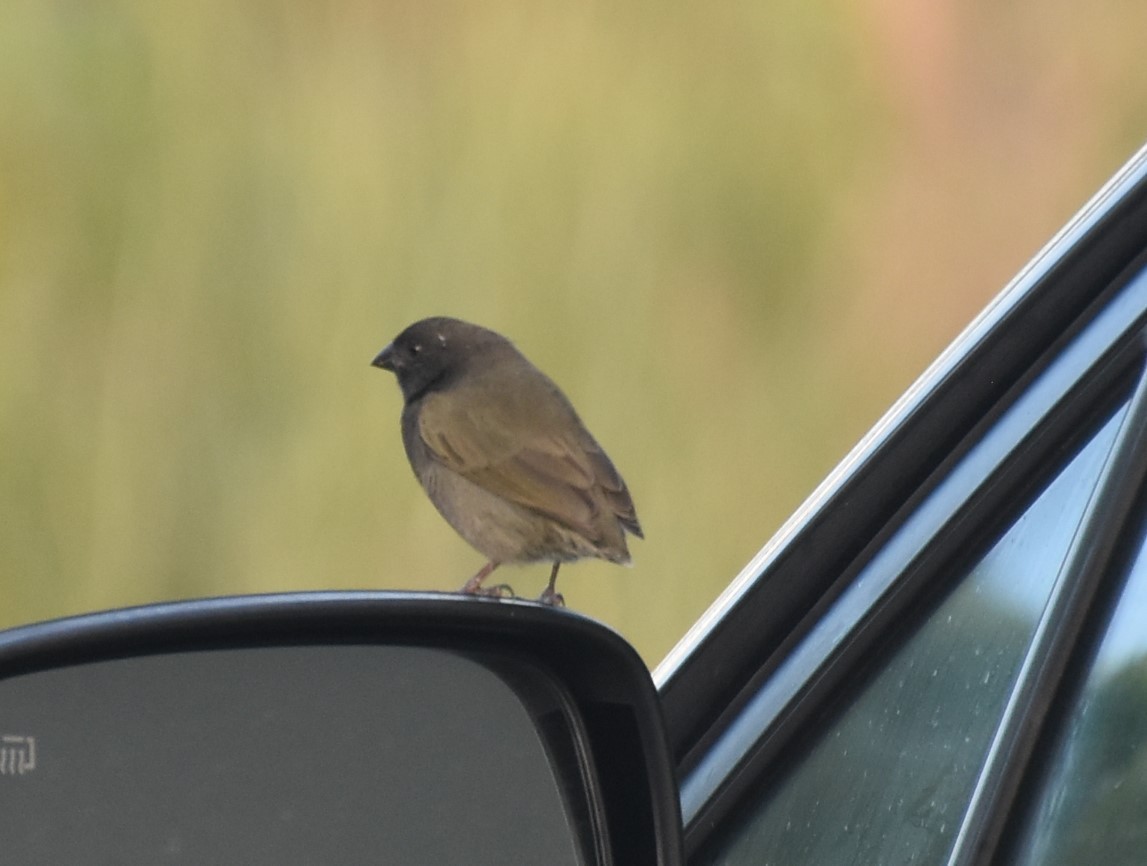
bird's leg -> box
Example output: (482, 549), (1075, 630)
(460, 561), (514, 598)
(461, 560), (499, 592)
(537, 562), (565, 607)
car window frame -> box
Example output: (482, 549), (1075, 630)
(658, 144), (1147, 863)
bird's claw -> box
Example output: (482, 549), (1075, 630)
(484, 583), (516, 598)
(462, 582), (516, 599)
(537, 587), (565, 607)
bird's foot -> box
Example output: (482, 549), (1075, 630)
(537, 586), (565, 607)
(459, 577), (515, 599)
(473, 582), (515, 599)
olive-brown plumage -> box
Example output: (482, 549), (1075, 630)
(372, 317), (641, 605)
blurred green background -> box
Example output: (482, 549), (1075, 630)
(2, 1), (1146, 665)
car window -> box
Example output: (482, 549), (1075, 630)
(1011, 513), (1147, 865)
(694, 404), (1127, 866)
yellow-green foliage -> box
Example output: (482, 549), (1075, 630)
(2, 1), (1146, 663)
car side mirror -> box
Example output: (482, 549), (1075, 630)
(0, 593), (683, 865)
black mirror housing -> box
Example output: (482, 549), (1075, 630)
(0, 592), (683, 866)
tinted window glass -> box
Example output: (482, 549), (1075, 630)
(1013, 520), (1147, 865)
(699, 406), (1126, 866)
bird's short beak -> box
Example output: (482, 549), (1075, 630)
(371, 344), (395, 371)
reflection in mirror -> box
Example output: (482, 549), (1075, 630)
(1013, 524), (1147, 865)
(0, 645), (589, 865)
(698, 403), (1127, 866)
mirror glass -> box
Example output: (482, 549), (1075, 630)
(0, 645), (587, 864)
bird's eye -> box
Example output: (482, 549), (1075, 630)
(411, 343), (422, 354)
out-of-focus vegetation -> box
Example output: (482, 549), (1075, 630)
(2, 1), (1146, 664)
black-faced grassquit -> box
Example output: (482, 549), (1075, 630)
(372, 317), (642, 605)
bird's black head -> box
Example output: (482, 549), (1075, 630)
(372, 317), (510, 403)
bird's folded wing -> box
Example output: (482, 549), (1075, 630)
(417, 391), (624, 540)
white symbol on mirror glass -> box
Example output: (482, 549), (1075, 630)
(0, 736), (36, 776)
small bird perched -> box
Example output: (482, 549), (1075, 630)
(372, 317), (642, 606)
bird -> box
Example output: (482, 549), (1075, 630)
(371, 316), (642, 605)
